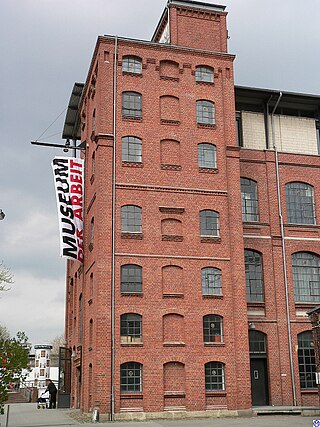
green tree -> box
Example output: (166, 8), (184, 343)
(0, 328), (30, 414)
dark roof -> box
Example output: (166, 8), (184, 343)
(235, 85), (320, 117)
(62, 82), (84, 140)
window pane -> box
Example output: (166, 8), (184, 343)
(121, 205), (142, 232)
(196, 100), (215, 124)
(122, 92), (142, 118)
(205, 362), (225, 391)
(122, 136), (142, 162)
(121, 265), (142, 293)
(249, 331), (267, 354)
(202, 268), (222, 295)
(292, 252), (320, 302)
(285, 182), (315, 224)
(244, 250), (264, 302)
(203, 315), (223, 342)
(120, 362), (142, 393)
(198, 144), (216, 168)
(241, 178), (259, 222)
(200, 210), (219, 236)
(120, 314), (142, 343)
(122, 56), (142, 74)
(298, 331), (316, 389)
(195, 66), (214, 83)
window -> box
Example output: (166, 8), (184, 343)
(91, 151), (95, 176)
(205, 362), (225, 391)
(122, 136), (142, 162)
(285, 182), (315, 225)
(236, 112), (243, 147)
(241, 178), (259, 222)
(196, 100), (215, 125)
(244, 250), (264, 302)
(200, 210), (219, 237)
(121, 313), (142, 343)
(298, 331), (316, 389)
(195, 66), (214, 83)
(90, 217), (94, 243)
(198, 143), (217, 169)
(201, 267), (222, 295)
(203, 315), (223, 343)
(41, 351), (45, 358)
(40, 369), (45, 377)
(122, 92), (142, 118)
(121, 264), (142, 293)
(292, 252), (320, 303)
(121, 205), (142, 233)
(249, 330), (267, 354)
(120, 362), (142, 393)
(122, 56), (142, 74)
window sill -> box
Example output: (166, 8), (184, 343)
(200, 237), (221, 243)
(163, 342), (185, 347)
(163, 293), (184, 298)
(121, 233), (143, 240)
(285, 223), (319, 228)
(301, 389), (318, 394)
(202, 294), (223, 299)
(122, 116), (142, 122)
(121, 342), (143, 347)
(160, 119), (181, 125)
(196, 81), (214, 86)
(121, 292), (143, 297)
(160, 76), (179, 82)
(122, 161), (143, 168)
(164, 391), (186, 397)
(122, 71), (142, 77)
(197, 123), (216, 129)
(162, 235), (183, 242)
(120, 393), (143, 399)
(204, 342), (224, 347)
(199, 167), (218, 174)
(161, 164), (182, 171)
(295, 301), (319, 308)
(247, 301), (265, 307)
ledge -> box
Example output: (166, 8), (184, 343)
(162, 235), (183, 242)
(120, 393), (143, 400)
(199, 167), (218, 174)
(160, 119), (181, 125)
(121, 292), (143, 297)
(161, 164), (182, 171)
(202, 294), (223, 299)
(122, 116), (142, 122)
(163, 293), (184, 298)
(163, 342), (185, 347)
(200, 237), (221, 243)
(121, 233), (143, 240)
(160, 76), (179, 82)
(122, 71), (143, 77)
(204, 342), (224, 347)
(121, 342), (143, 347)
(205, 391), (227, 397)
(164, 391), (186, 397)
(197, 123), (216, 129)
(122, 161), (143, 168)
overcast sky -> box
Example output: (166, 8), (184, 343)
(1, 0), (320, 347)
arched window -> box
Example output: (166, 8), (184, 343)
(205, 362), (225, 391)
(201, 267), (222, 295)
(249, 330), (267, 354)
(122, 56), (142, 74)
(200, 210), (219, 237)
(122, 136), (142, 162)
(244, 250), (264, 302)
(298, 331), (316, 389)
(122, 92), (142, 118)
(120, 313), (142, 343)
(198, 143), (217, 169)
(203, 315), (223, 343)
(120, 362), (142, 393)
(89, 319), (93, 348)
(195, 66), (214, 83)
(121, 205), (142, 233)
(241, 178), (259, 222)
(196, 100), (215, 125)
(292, 252), (320, 302)
(120, 264), (142, 293)
(285, 182), (315, 224)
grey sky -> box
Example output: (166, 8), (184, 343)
(0, 0), (319, 346)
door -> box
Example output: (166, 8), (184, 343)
(250, 358), (269, 406)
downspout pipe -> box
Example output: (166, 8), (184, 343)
(271, 92), (297, 406)
(110, 35), (118, 422)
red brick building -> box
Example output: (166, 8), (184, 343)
(63, 0), (320, 419)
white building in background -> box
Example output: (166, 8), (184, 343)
(23, 344), (59, 397)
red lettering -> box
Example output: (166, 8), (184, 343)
(71, 195), (82, 206)
(70, 174), (82, 183)
(70, 159), (82, 169)
(74, 208), (83, 221)
(70, 184), (82, 194)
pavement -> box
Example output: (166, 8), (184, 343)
(0, 403), (318, 427)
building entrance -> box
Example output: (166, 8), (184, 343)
(249, 330), (269, 406)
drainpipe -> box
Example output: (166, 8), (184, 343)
(271, 92), (297, 406)
(110, 35), (118, 421)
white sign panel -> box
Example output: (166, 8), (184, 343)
(52, 157), (84, 263)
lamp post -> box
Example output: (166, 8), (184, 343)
(0, 209), (5, 220)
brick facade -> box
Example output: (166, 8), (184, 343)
(64, 0), (320, 419)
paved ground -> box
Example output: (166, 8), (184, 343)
(0, 403), (318, 427)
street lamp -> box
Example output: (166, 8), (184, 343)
(0, 209), (5, 220)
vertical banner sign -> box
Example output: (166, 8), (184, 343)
(52, 157), (84, 263)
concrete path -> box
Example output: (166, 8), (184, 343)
(0, 403), (318, 426)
